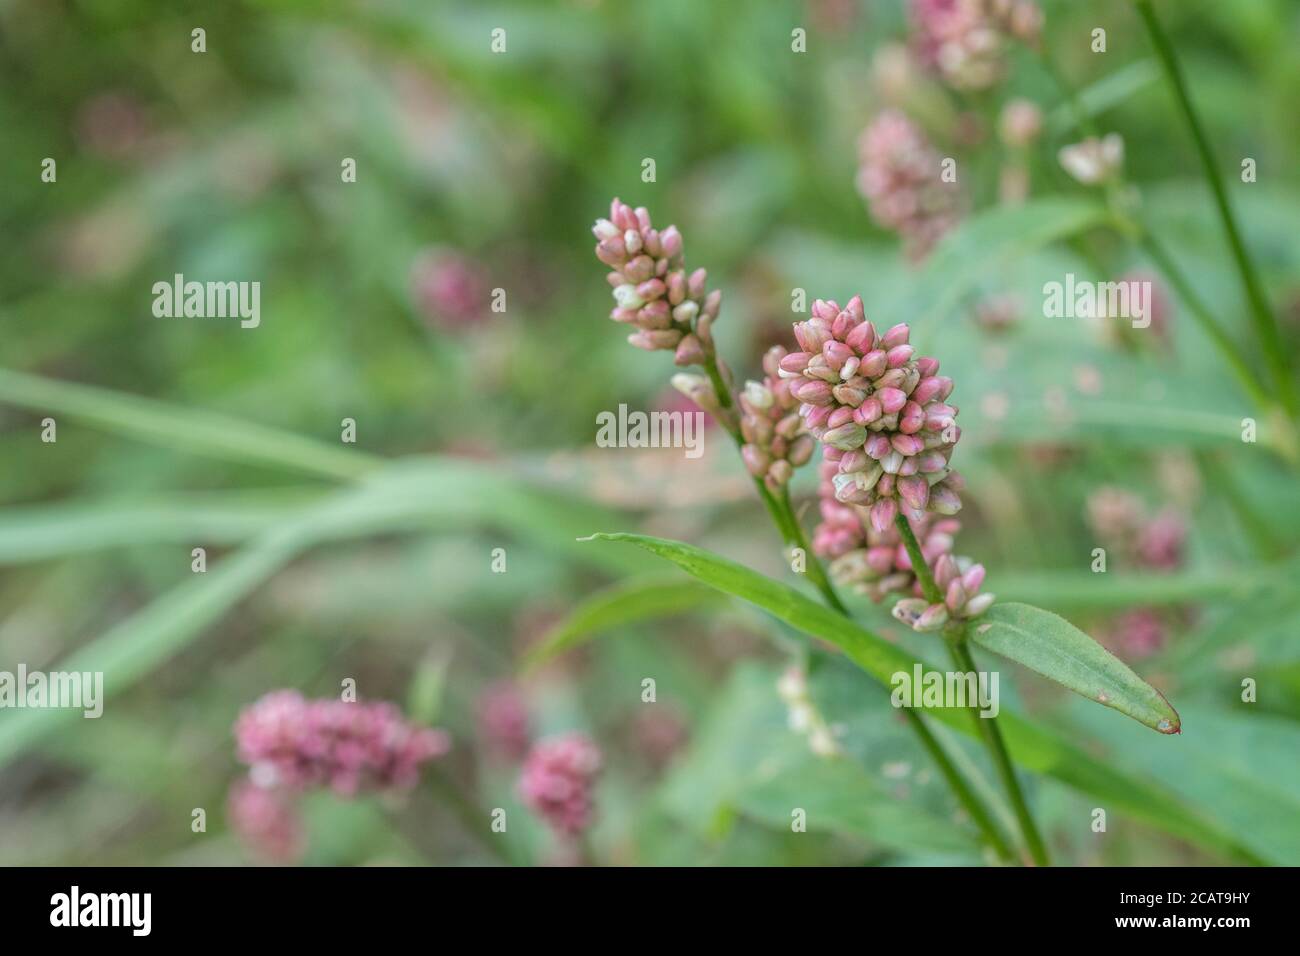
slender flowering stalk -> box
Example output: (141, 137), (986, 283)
(1033, 35), (1283, 425)
(891, 513), (1047, 865)
(787, 297), (1043, 863)
(1134, 0), (1297, 418)
(590, 201), (1011, 859)
(591, 200), (840, 611)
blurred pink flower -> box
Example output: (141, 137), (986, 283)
(1137, 508), (1186, 571)
(477, 681), (531, 762)
(227, 778), (305, 865)
(909, 0), (1041, 91)
(1109, 609), (1167, 660)
(75, 91), (152, 160)
(234, 690), (449, 796)
(411, 248), (489, 328)
(999, 98), (1042, 149)
(856, 111), (963, 260)
(518, 733), (602, 838)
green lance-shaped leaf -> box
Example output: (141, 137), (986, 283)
(970, 603), (1181, 734)
(576, 533), (1251, 861)
(522, 574), (723, 674)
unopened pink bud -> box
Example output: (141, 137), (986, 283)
(596, 238), (627, 267)
(832, 383), (868, 407)
(898, 474), (930, 513)
(687, 268), (708, 299)
(946, 579), (969, 612)
(911, 376), (944, 404)
(878, 387), (908, 414)
(865, 433), (892, 459)
(886, 344), (915, 368)
(827, 405), (856, 429)
(794, 320), (832, 353)
(823, 422), (868, 450)
(742, 444), (771, 477)
(930, 483), (962, 514)
(780, 351), (813, 376)
(660, 226), (682, 259)
(629, 329), (683, 350)
(870, 497), (898, 533)
(794, 379), (834, 405)
(637, 300), (671, 329)
(933, 554), (959, 589)
(674, 333), (706, 366)
(915, 602), (949, 631)
(899, 401), (925, 433)
(703, 289), (722, 319)
(881, 323), (910, 349)
(845, 321), (877, 354)
(854, 397), (883, 425)
(891, 433), (925, 456)
(823, 340), (854, 370)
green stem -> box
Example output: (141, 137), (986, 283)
(1136, 229), (1272, 410)
(700, 348), (849, 613)
(899, 707), (1016, 863)
(776, 485), (849, 615)
(894, 512), (943, 605)
(894, 512), (1049, 866)
(1134, 0), (1296, 416)
(949, 639), (1050, 867)
(1040, 24), (1285, 437)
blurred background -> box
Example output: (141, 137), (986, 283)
(1, 0), (1298, 866)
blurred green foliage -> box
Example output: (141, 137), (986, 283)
(1, 0), (1298, 865)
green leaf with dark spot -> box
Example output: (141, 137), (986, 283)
(972, 602), (1181, 734)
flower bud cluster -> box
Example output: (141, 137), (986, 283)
(518, 733), (603, 838)
(739, 346), (818, 491)
(781, 297), (964, 531)
(234, 690), (449, 796)
(593, 198), (721, 366)
(856, 110), (962, 260)
(891, 552), (995, 632)
(909, 0), (1043, 91)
